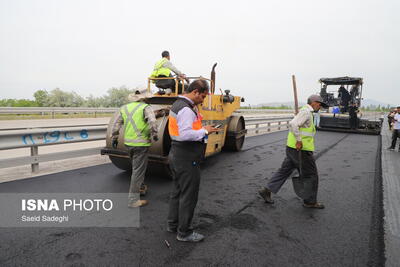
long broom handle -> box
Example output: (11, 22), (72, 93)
(298, 150), (302, 177)
(292, 75), (299, 115)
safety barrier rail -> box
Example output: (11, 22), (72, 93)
(0, 107), (292, 116)
(0, 107), (119, 118)
(0, 107), (119, 114)
(245, 116), (293, 134)
(0, 115), (293, 173)
(0, 126), (107, 172)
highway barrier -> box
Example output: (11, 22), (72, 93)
(0, 115), (293, 173)
(0, 107), (293, 117)
(0, 107), (119, 118)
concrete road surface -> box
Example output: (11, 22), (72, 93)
(0, 131), (384, 266)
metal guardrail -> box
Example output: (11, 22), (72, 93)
(0, 115), (293, 173)
(0, 126), (107, 172)
(0, 107), (119, 114)
(237, 109), (293, 113)
(0, 107), (386, 116)
(246, 116), (292, 134)
(0, 126), (107, 150)
(0, 107), (119, 119)
(0, 107), (293, 116)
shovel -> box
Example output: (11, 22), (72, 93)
(292, 150), (314, 199)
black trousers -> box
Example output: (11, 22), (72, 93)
(390, 129), (400, 149)
(349, 111), (358, 129)
(167, 152), (201, 237)
(266, 146), (319, 203)
(155, 75), (187, 94)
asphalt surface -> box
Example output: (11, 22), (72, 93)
(0, 130), (384, 266)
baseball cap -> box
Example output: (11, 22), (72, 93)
(308, 94), (329, 108)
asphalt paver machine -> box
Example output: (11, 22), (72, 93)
(317, 76), (382, 135)
(101, 64), (246, 175)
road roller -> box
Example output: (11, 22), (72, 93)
(100, 64), (246, 176)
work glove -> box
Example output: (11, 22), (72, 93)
(112, 139), (118, 148)
(153, 135), (159, 142)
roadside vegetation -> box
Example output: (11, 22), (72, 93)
(360, 105), (393, 112)
(0, 87), (140, 108)
(0, 113), (113, 120)
(0, 87), (392, 120)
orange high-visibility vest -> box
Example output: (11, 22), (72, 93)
(168, 97), (203, 141)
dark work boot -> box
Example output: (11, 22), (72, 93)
(258, 187), (274, 204)
(140, 183), (148, 196)
(303, 202), (325, 209)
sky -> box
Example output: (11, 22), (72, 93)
(0, 0), (399, 106)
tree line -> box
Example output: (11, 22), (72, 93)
(0, 87), (140, 108)
(360, 105), (392, 112)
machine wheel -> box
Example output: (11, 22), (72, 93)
(109, 155), (173, 178)
(109, 156), (131, 171)
(224, 116), (245, 151)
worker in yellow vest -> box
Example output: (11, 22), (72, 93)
(150, 51), (187, 94)
(111, 90), (158, 208)
(258, 94), (328, 209)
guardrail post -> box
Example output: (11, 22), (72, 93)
(94, 111), (97, 118)
(51, 111), (55, 119)
(268, 122), (271, 132)
(255, 124), (259, 134)
(31, 146), (39, 173)
(286, 121), (289, 129)
(278, 121), (281, 130)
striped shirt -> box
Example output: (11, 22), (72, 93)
(175, 96), (206, 141)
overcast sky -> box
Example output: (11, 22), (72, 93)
(0, 0), (399, 105)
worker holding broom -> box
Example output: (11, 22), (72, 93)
(258, 94), (328, 209)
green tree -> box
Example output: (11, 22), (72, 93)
(0, 99), (37, 107)
(85, 95), (106, 107)
(70, 92), (84, 107)
(0, 99), (16, 107)
(104, 86), (135, 107)
(47, 88), (74, 107)
(14, 99), (38, 107)
(33, 90), (49, 106)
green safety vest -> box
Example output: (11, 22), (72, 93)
(287, 106), (316, 151)
(150, 58), (171, 78)
(120, 102), (151, 147)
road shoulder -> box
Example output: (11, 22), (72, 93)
(381, 122), (400, 266)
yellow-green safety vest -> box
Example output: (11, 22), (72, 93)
(287, 106), (316, 151)
(121, 102), (151, 147)
(150, 58), (171, 78)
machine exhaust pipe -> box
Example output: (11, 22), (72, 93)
(211, 63), (217, 94)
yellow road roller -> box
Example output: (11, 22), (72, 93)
(101, 64), (246, 175)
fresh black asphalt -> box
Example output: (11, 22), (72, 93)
(0, 131), (384, 266)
